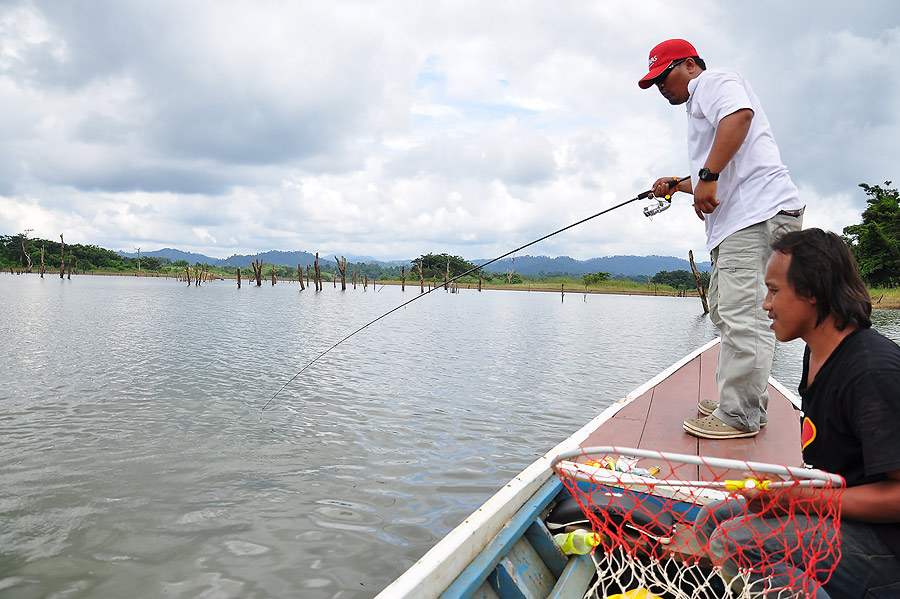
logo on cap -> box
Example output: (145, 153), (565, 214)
(648, 55), (658, 69)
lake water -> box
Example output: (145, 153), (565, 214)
(2, 274), (899, 598)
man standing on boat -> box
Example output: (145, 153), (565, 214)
(695, 229), (900, 596)
(639, 39), (804, 439)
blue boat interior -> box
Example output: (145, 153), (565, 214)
(440, 477), (596, 599)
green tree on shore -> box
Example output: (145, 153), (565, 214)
(413, 253), (478, 279)
(582, 271), (611, 285)
(652, 269), (709, 291)
(843, 181), (900, 288)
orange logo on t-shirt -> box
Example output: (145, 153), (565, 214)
(801, 417), (817, 450)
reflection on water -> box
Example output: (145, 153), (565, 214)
(1, 274), (897, 598)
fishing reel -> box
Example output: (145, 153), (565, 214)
(643, 197), (672, 219)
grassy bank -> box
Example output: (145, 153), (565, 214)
(870, 288), (900, 310)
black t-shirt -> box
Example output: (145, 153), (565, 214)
(799, 327), (900, 555)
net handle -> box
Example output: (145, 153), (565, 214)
(552, 445), (845, 487)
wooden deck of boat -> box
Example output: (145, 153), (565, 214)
(579, 342), (803, 479)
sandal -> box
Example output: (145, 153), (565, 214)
(697, 399), (767, 427)
(683, 414), (759, 439)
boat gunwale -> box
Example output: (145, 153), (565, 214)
(374, 337), (746, 599)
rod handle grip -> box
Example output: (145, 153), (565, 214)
(637, 175), (691, 200)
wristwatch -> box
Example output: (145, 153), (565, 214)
(698, 167), (719, 182)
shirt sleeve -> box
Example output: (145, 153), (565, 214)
(694, 70), (754, 126)
(850, 368), (900, 477)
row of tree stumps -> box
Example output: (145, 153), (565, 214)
(232, 252), (427, 293)
(227, 255), (484, 296)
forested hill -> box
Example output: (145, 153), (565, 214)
(131, 248), (319, 268)
(133, 249), (711, 276)
(475, 255), (711, 276)
(126, 248), (407, 268)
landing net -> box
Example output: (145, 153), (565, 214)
(551, 446), (844, 599)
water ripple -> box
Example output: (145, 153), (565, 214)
(1, 274), (898, 598)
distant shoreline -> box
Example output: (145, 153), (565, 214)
(5, 269), (899, 309)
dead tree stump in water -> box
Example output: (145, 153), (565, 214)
(59, 234), (65, 279)
(401, 266), (406, 291)
(40, 245), (45, 278)
(251, 259), (263, 286)
(237, 268), (241, 288)
(20, 236), (33, 273)
(297, 264), (305, 290)
(314, 253), (322, 291)
(271, 265), (276, 285)
(418, 260), (424, 293)
(689, 250), (710, 314)
(444, 259), (449, 290)
(335, 256), (347, 290)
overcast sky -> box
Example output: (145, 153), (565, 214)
(1, 1), (897, 261)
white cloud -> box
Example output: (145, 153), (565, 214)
(0, 0), (896, 262)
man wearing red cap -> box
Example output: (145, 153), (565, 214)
(640, 39), (805, 439)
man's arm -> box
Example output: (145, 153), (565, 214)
(745, 470), (900, 523)
(840, 470), (900, 523)
(692, 107), (754, 220)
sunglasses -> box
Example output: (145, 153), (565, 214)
(652, 58), (688, 86)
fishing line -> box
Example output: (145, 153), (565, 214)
(262, 177), (688, 410)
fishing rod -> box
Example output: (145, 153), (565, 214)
(262, 176), (689, 410)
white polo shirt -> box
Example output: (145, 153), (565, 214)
(686, 69), (803, 252)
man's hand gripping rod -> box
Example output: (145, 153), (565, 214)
(643, 176), (690, 218)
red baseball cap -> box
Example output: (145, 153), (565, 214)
(638, 39), (699, 89)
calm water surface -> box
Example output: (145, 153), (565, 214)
(2, 274), (898, 598)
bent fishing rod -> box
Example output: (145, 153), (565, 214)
(262, 176), (689, 410)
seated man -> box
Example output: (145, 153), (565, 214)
(694, 228), (900, 597)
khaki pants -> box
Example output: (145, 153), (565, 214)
(708, 211), (802, 431)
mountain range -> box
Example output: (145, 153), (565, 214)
(120, 248), (711, 276)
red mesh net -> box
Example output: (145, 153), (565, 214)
(551, 447), (844, 599)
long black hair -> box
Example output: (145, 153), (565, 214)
(771, 228), (871, 330)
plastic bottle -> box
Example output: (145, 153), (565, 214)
(553, 529), (601, 555)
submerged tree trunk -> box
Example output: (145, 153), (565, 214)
(314, 253), (321, 291)
(444, 259), (449, 290)
(689, 250), (710, 314)
(59, 234), (65, 279)
(335, 256), (346, 291)
(252, 259), (263, 286)
(21, 237), (33, 273)
(418, 260), (424, 293)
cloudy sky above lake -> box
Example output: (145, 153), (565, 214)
(1, 1), (898, 261)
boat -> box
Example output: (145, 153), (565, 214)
(373, 338), (820, 599)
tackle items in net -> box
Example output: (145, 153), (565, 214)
(551, 446), (845, 599)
